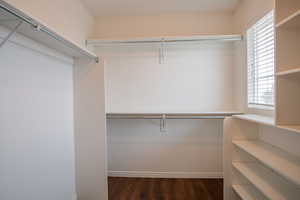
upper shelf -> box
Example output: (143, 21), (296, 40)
(233, 114), (300, 134)
(276, 9), (300, 29)
(276, 67), (300, 78)
(87, 35), (243, 46)
(107, 112), (243, 119)
(0, 0), (98, 61)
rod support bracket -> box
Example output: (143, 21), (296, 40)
(160, 114), (168, 133)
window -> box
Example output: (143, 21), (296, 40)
(247, 11), (275, 109)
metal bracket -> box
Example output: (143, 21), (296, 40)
(32, 24), (41, 31)
(160, 114), (168, 133)
(95, 57), (99, 63)
(0, 20), (23, 48)
(159, 38), (166, 64)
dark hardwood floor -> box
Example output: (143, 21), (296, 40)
(108, 177), (223, 200)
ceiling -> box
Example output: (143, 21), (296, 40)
(81, 0), (240, 17)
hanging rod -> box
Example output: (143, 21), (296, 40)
(0, 0), (99, 62)
(87, 35), (243, 46)
(106, 112), (243, 119)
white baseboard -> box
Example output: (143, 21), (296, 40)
(108, 171), (223, 179)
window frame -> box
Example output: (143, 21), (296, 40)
(246, 10), (275, 110)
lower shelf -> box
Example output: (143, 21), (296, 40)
(233, 162), (300, 200)
(232, 185), (267, 200)
(233, 140), (300, 187)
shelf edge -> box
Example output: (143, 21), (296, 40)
(276, 9), (300, 28)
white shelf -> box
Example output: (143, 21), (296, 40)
(233, 114), (300, 134)
(276, 68), (300, 77)
(276, 9), (300, 29)
(0, 1), (97, 61)
(277, 125), (300, 134)
(233, 162), (300, 200)
(87, 35), (243, 46)
(233, 114), (275, 126)
(232, 185), (267, 200)
(233, 140), (300, 187)
(107, 112), (243, 119)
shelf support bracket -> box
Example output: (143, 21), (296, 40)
(0, 20), (23, 48)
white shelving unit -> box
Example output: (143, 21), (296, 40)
(224, 116), (300, 200)
(233, 162), (300, 200)
(276, 0), (300, 128)
(233, 140), (300, 187)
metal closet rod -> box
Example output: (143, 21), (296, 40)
(0, 2), (98, 62)
(106, 113), (242, 119)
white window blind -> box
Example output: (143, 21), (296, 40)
(247, 11), (275, 108)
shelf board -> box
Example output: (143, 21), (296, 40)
(277, 125), (300, 134)
(276, 68), (300, 78)
(276, 9), (300, 29)
(0, 1), (97, 60)
(87, 35), (243, 46)
(107, 112), (243, 119)
(233, 114), (275, 126)
(233, 140), (300, 187)
(232, 185), (267, 200)
(233, 162), (300, 200)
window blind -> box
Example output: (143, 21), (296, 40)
(247, 11), (275, 108)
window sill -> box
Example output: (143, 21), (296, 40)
(248, 104), (274, 111)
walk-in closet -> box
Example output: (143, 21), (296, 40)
(0, 0), (300, 200)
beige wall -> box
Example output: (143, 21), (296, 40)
(234, 0), (275, 33)
(91, 11), (235, 39)
(5, 0), (94, 48)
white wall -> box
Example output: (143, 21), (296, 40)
(107, 119), (223, 178)
(95, 39), (235, 177)
(4, 0), (94, 48)
(0, 27), (75, 200)
(92, 11), (234, 39)
(99, 42), (235, 113)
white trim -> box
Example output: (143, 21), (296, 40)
(108, 171), (223, 179)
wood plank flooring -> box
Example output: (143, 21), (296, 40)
(108, 177), (223, 200)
